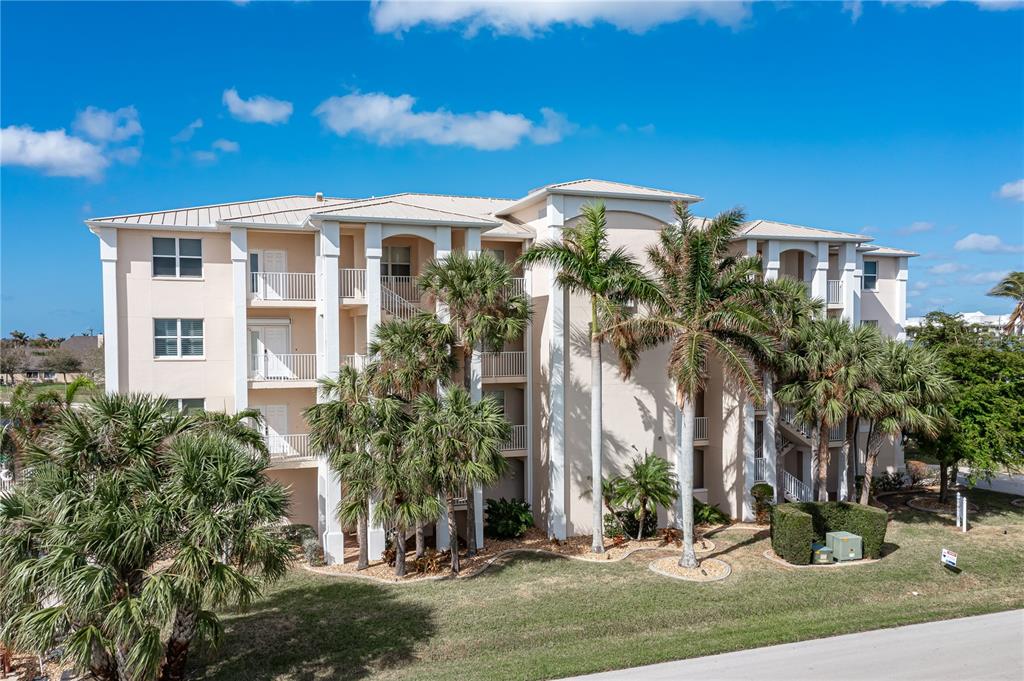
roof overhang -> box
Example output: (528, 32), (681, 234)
(308, 214), (500, 228)
(495, 186), (703, 217)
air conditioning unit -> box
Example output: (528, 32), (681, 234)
(826, 531), (863, 561)
(812, 543), (833, 564)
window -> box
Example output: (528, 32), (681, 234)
(382, 246), (411, 277)
(484, 248), (506, 263)
(862, 260), (878, 291)
(153, 237), (202, 278)
(165, 398), (205, 413)
(862, 320), (879, 328)
(154, 319), (204, 358)
(487, 389), (506, 415)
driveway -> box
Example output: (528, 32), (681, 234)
(563, 609), (1024, 680)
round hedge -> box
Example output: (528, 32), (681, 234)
(770, 501), (889, 565)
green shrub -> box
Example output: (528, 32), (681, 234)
(695, 500), (730, 525)
(751, 483), (775, 524)
(618, 509), (658, 539)
(274, 523), (317, 547)
(604, 512), (625, 539)
(302, 537), (324, 566)
(874, 471), (906, 493)
(770, 504), (814, 564)
(771, 501), (889, 564)
(484, 498), (534, 539)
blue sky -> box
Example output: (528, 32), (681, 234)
(2, 0), (1022, 337)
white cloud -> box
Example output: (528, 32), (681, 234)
(960, 270), (1010, 285)
(843, 1), (863, 22)
(897, 220), (934, 235)
(212, 138), (240, 153)
(0, 125), (109, 179)
(108, 147), (141, 165)
(997, 178), (1024, 202)
(954, 232), (1024, 253)
(928, 262), (966, 274)
(73, 106), (142, 143)
(882, 0), (1022, 11)
(172, 118), (203, 143)
(369, 0), (753, 37)
(192, 150), (219, 164)
(314, 92), (574, 150)
(911, 281), (929, 291)
(223, 88), (293, 125)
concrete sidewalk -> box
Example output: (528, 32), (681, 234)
(564, 610), (1024, 680)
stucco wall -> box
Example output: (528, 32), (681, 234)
(270, 468), (318, 528)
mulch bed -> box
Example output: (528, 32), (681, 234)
(648, 556), (731, 582)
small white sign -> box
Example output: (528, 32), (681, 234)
(941, 548), (958, 568)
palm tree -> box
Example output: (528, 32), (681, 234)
(614, 204), (778, 568)
(8, 330), (28, 346)
(612, 451), (678, 541)
(409, 387), (510, 573)
(777, 319), (882, 501)
(858, 339), (950, 504)
(306, 366), (375, 569)
(518, 202), (656, 553)
(365, 313), (457, 400)
(987, 271), (1024, 335)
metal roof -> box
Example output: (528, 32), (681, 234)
(860, 245), (920, 257)
(738, 219), (870, 243)
(90, 195), (351, 228)
(312, 200), (501, 227)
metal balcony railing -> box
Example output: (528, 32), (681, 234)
(694, 416), (709, 441)
(502, 424), (528, 451)
(827, 280), (843, 307)
(339, 269), (367, 300)
(481, 351), (526, 379)
(265, 433), (314, 462)
(250, 272), (316, 302)
(249, 353), (317, 381)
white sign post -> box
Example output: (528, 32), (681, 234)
(961, 495), (968, 533)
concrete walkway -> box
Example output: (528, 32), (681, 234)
(564, 610), (1024, 680)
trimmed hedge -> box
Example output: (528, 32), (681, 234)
(771, 501), (889, 565)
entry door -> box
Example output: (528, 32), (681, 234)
(252, 250), (287, 299)
(257, 404), (289, 455)
(249, 325), (291, 379)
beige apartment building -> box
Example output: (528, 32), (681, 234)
(87, 178), (915, 564)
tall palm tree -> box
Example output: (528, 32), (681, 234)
(611, 451), (678, 541)
(365, 313), (457, 400)
(409, 387), (510, 574)
(987, 271), (1024, 335)
(858, 339), (950, 504)
(777, 319), (882, 501)
(615, 204), (777, 568)
(517, 202), (657, 553)
(305, 366), (375, 569)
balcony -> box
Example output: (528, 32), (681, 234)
(342, 354), (367, 371)
(265, 433), (316, 464)
(509, 278), (527, 297)
(249, 272), (316, 304)
(339, 269), (367, 301)
(502, 424), (528, 452)
(754, 457), (768, 482)
(249, 353), (317, 384)
(829, 423), (846, 443)
(482, 351), (526, 380)
(827, 280), (843, 308)
(695, 416), (709, 442)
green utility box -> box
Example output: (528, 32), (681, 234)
(825, 531), (863, 561)
(812, 543), (834, 564)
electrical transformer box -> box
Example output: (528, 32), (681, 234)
(825, 531), (862, 561)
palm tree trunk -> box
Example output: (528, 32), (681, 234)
(415, 522), (426, 559)
(838, 416), (856, 501)
(676, 390), (698, 569)
(590, 313), (604, 553)
(394, 529), (407, 577)
(466, 493), (478, 557)
(809, 424), (820, 500)
(159, 606), (197, 681)
(635, 507), (646, 541)
(859, 427), (884, 504)
(447, 499), (461, 574)
(939, 463), (949, 503)
(817, 424), (830, 502)
(357, 511), (369, 570)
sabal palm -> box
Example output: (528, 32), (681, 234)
(777, 319), (882, 501)
(987, 271), (1024, 335)
(306, 366), (375, 569)
(409, 387), (510, 574)
(858, 339), (950, 504)
(365, 313), (457, 400)
(616, 204), (778, 568)
(0, 377), (95, 478)
(518, 202), (657, 553)
(612, 452), (678, 540)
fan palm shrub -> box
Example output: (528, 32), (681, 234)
(987, 271), (1024, 335)
(518, 202), (657, 553)
(611, 451), (678, 540)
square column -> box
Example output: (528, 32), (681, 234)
(546, 195), (567, 541)
(318, 223), (341, 383)
(763, 374), (778, 503)
(98, 227), (120, 394)
(764, 240), (781, 281)
(364, 222), (385, 561)
(230, 227), (248, 410)
(895, 257), (909, 340)
(741, 401), (756, 522)
(839, 242), (857, 324)
(317, 459), (344, 565)
(810, 241), (829, 307)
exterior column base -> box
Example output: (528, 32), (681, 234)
(323, 531), (345, 565)
(473, 483), (484, 549)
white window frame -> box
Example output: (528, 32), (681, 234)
(153, 237), (203, 279)
(862, 260), (878, 291)
(165, 398), (205, 412)
(484, 247), (506, 263)
(382, 246), (412, 277)
(154, 318), (205, 359)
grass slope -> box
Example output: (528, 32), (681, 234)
(196, 490), (1024, 681)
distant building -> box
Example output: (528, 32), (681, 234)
(907, 310), (1013, 330)
(2, 334), (103, 384)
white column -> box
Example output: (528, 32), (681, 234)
(764, 374), (778, 503)
(465, 226), (481, 257)
(810, 241), (829, 308)
(318, 223), (341, 381)
(524, 274), (535, 511)
(854, 252), (864, 325)
(230, 227), (248, 410)
(317, 459), (344, 565)
(98, 227), (120, 394)
(741, 401), (756, 522)
(802, 448), (813, 492)
(764, 240), (780, 281)
(547, 195), (567, 541)
(895, 256), (909, 341)
(364, 222), (385, 560)
(839, 242), (857, 323)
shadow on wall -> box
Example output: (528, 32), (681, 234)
(193, 576), (436, 681)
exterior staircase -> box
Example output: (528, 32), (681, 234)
(380, 281), (420, 320)
(783, 469), (812, 502)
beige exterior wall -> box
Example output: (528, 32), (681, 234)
(269, 467), (318, 528)
(861, 256), (902, 337)
(248, 387), (315, 435)
(247, 232), (316, 274)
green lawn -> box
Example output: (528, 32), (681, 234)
(196, 490), (1024, 681)
(0, 382), (99, 402)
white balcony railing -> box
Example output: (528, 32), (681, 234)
(754, 457), (768, 482)
(783, 470), (812, 501)
(0, 469), (14, 497)
(381, 276), (419, 303)
(509, 278), (526, 297)
(827, 280), (843, 307)
(339, 269), (367, 300)
(342, 354), (367, 371)
(694, 416), (709, 441)
(250, 272), (316, 302)
(829, 423), (846, 443)
(481, 351), (526, 379)
(266, 433), (315, 462)
(249, 353), (317, 381)
(502, 424), (528, 451)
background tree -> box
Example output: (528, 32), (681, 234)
(986, 271), (1024, 335)
(611, 451), (678, 541)
(41, 348), (83, 383)
(616, 204), (777, 568)
(0, 346), (25, 384)
(8, 331), (29, 347)
(518, 201), (657, 553)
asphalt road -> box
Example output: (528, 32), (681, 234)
(564, 609), (1024, 680)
